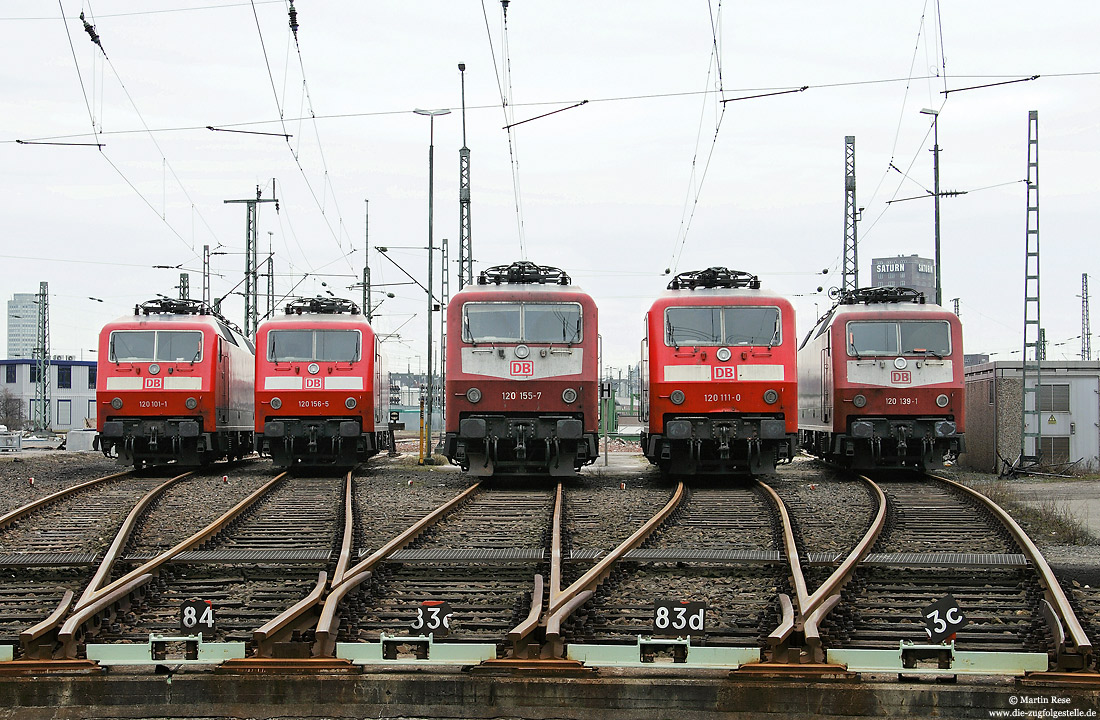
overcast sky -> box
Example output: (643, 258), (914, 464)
(2, 1), (1097, 373)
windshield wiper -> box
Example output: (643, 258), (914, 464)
(848, 333), (862, 360)
(908, 347), (943, 359)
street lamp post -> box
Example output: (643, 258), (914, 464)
(920, 108), (942, 306)
(413, 108), (451, 462)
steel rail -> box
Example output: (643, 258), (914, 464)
(248, 470), (357, 654)
(505, 483), (563, 654)
(0, 469), (133, 531)
(18, 590), (74, 659)
(795, 475), (887, 661)
(77, 470), (194, 606)
(252, 571), (328, 657)
(754, 480), (810, 615)
(330, 470), (357, 587)
(14, 469), (193, 658)
(931, 472), (1093, 668)
(542, 482), (685, 649)
(56, 575), (153, 658)
(312, 482), (483, 657)
(56, 472), (289, 656)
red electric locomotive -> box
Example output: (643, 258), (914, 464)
(443, 261), (599, 477)
(254, 297), (390, 468)
(641, 268), (798, 475)
(797, 287), (965, 470)
(96, 298), (255, 468)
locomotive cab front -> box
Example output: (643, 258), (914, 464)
(443, 262), (599, 477)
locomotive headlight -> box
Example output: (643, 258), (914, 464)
(562, 387), (578, 403)
(670, 389), (686, 405)
(345, 397), (358, 409)
(466, 387), (482, 403)
(307, 362), (320, 375)
(853, 394), (868, 408)
(894, 357), (908, 370)
(110, 397), (123, 410)
(514, 344), (530, 359)
(270, 397), (283, 410)
(763, 389), (779, 405)
(185, 397), (198, 410)
(716, 347), (732, 362)
(936, 393), (950, 408)
(148, 363), (161, 375)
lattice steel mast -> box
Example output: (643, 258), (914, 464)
(1021, 110), (1042, 465)
(458, 63), (473, 289)
(33, 281), (50, 431)
(224, 184), (278, 338)
(843, 136), (858, 293)
(1083, 274), (1092, 361)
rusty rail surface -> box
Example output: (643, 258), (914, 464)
(250, 470), (359, 654)
(330, 470), (357, 587)
(253, 572), (328, 657)
(755, 480), (810, 615)
(932, 472), (1093, 669)
(55, 472), (289, 656)
(505, 483), (563, 655)
(77, 470), (194, 606)
(0, 469), (133, 531)
(312, 481), (483, 657)
(542, 482), (685, 648)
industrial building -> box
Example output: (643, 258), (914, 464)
(6, 293), (38, 359)
(870, 254), (937, 302)
(963, 360), (1100, 472)
(0, 358), (98, 432)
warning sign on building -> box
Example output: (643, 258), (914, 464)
(1048, 415), (1057, 425)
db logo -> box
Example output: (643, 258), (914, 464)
(510, 360), (534, 377)
(891, 370), (912, 384)
(304, 377), (323, 390)
(712, 366), (736, 381)
(143, 377), (163, 389)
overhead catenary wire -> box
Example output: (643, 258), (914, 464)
(494, 0), (528, 260)
(667, 0), (727, 276)
(53, 1), (208, 256)
(5, 73), (1086, 147)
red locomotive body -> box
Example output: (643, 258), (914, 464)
(641, 268), (798, 475)
(798, 287), (965, 470)
(96, 298), (255, 468)
(443, 262), (599, 477)
(254, 297), (390, 468)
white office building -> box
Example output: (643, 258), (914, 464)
(0, 359), (98, 432)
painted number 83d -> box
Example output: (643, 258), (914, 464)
(653, 599), (706, 634)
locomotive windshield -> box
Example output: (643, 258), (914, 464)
(846, 320), (951, 357)
(463, 302), (582, 344)
(268, 329), (361, 362)
(109, 330), (203, 362)
(664, 306), (780, 347)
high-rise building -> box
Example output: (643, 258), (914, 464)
(6, 293), (37, 359)
(870, 254), (937, 303)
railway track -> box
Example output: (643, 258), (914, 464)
(339, 482), (556, 647)
(814, 472), (1092, 672)
(88, 472), (347, 645)
(0, 468), (166, 655)
(1, 463), (278, 659)
(562, 483), (786, 647)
